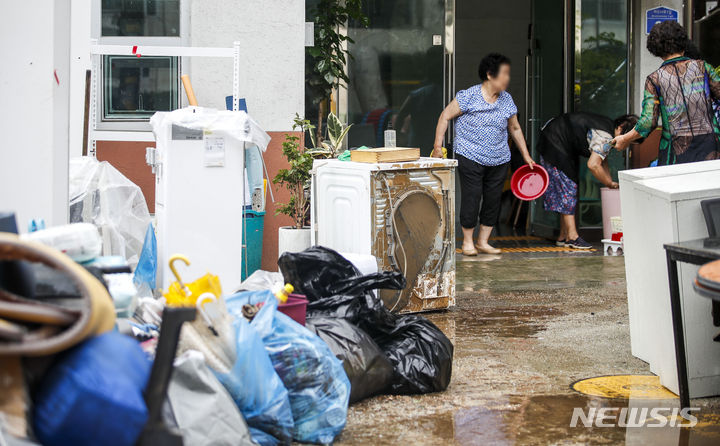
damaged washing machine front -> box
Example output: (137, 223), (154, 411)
(312, 158), (456, 314)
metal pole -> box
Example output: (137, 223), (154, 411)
(444, 0), (456, 154)
(665, 251), (691, 409)
(525, 54), (530, 139)
(89, 39), (99, 158)
(563, 0), (571, 113)
(232, 41), (240, 112)
(233, 40), (244, 279)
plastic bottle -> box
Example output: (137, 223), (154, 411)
(272, 283), (294, 304)
(384, 122), (396, 148)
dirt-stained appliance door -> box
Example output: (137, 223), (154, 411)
(372, 167), (455, 313)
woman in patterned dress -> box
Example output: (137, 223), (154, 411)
(432, 53), (534, 256)
(536, 113), (638, 249)
(612, 21), (720, 163)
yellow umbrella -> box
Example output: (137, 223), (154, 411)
(163, 255), (222, 307)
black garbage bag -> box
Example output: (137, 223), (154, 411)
(278, 246), (406, 303)
(304, 279), (402, 335)
(278, 246), (362, 301)
(305, 317), (394, 403)
(279, 246), (454, 396)
(374, 315), (454, 394)
(279, 246), (404, 334)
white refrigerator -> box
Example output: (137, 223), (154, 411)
(150, 107), (270, 294)
(620, 160), (720, 397)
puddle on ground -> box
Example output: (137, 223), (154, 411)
(415, 394), (720, 446)
(428, 306), (564, 343)
(456, 256), (627, 293)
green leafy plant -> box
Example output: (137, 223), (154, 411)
(306, 0), (368, 143)
(273, 115), (315, 229)
(307, 112), (353, 158)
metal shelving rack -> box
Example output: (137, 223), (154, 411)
(87, 41), (243, 156)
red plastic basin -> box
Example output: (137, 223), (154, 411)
(511, 164), (549, 201)
(278, 293), (308, 326)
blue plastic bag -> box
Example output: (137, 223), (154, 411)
(133, 223), (157, 291)
(249, 427), (285, 446)
(227, 290), (351, 445)
(214, 316), (294, 445)
(33, 332), (151, 446)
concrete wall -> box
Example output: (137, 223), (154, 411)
(0, 1), (71, 229)
(631, 0), (685, 111)
(188, 0), (305, 131)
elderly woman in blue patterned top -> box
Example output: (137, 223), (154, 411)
(433, 53), (534, 256)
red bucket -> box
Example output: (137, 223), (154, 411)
(511, 164), (549, 201)
(278, 293), (308, 326)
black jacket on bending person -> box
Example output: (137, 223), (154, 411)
(536, 112), (614, 183)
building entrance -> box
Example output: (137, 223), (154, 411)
(338, 0), (630, 239)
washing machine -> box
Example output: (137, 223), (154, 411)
(311, 157), (457, 313)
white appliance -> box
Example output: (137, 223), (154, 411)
(150, 107), (270, 294)
(312, 157), (457, 313)
(620, 160), (720, 397)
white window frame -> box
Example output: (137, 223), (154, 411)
(91, 0), (189, 132)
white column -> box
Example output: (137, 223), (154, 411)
(0, 1), (71, 229)
(68, 0), (92, 159)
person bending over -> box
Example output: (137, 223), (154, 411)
(538, 112), (638, 249)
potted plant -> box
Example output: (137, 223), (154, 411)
(307, 112), (353, 159)
(274, 116), (315, 256)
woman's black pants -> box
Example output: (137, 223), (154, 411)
(457, 154), (509, 229)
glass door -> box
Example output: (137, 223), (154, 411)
(345, 0), (449, 156)
(529, 0), (629, 237)
(573, 0), (629, 229)
(528, 0), (567, 238)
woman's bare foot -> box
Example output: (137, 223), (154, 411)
(475, 241), (501, 254)
(462, 240), (478, 256)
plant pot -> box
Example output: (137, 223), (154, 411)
(278, 226), (311, 257)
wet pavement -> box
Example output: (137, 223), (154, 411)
(336, 253), (720, 445)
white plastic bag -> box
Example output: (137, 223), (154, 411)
(149, 107), (271, 151)
(235, 270), (284, 293)
(69, 157), (151, 267)
(22, 223), (102, 262)
(165, 351), (256, 446)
